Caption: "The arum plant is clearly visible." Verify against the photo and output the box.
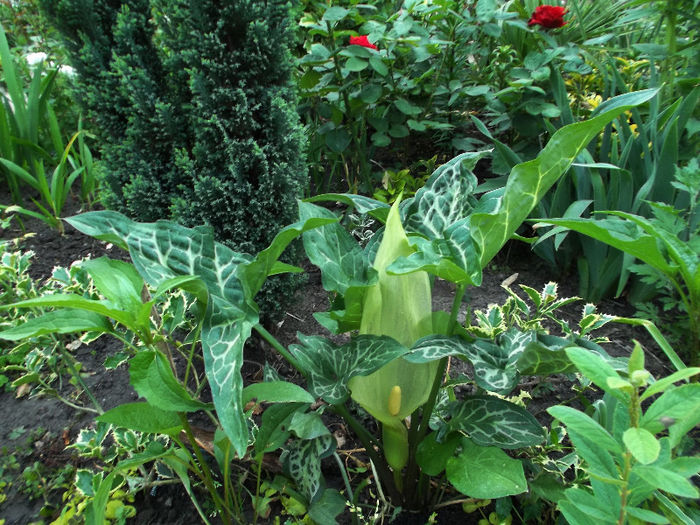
[0,89,657,520]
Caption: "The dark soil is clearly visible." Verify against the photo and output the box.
[0,195,673,525]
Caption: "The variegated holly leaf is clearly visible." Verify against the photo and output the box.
[402,151,488,239]
[440,396,545,448]
[281,433,336,503]
[289,334,409,404]
[300,201,377,331]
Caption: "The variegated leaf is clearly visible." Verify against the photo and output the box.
[403,151,488,239]
[282,433,336,503]
[289,334,409,404]
[441,396,545,448]
[516,333,580,376]
[300,201,377,331]
[306,193,390,223]
[66,210,329,458]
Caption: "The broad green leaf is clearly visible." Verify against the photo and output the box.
[66,211,258,458]
[345,57,368,72]
[239,214,336,299]
[305,193,389,222]
[472,89,658,268]
[532,217,676,276]
[558,500,600,525]
[129,351,209,412]
[288,412,331,441]
[446,438,527,498]
[322,6,349,22]
[561,487,619,522]
[394,98,422,116]
[97,402,182,435]
[300,201,376,330]
[416,432,460,476]
[625,507,669,524]
[623,428,660,464]
[308,489,346,525]
[641,384,700,447]
[282,434,336,502]
[0,294,138,334]
[548,406,622,454]
[0,310,111,340]
[632,465,699,498]
[442,396,545,448]
[325,128,351,153]
[566,347,627,401]
[80,257,144,312]
[289,334,409,404]
[254,403,306,457]
[242,381,315,405]
[640,367,700,401]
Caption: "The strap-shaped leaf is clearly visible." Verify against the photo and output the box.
[66,211,258,457]
[289,334,409,404]
[441,396,545,448]
[469,89,658,269]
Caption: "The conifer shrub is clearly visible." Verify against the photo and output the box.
[41,0,307,317]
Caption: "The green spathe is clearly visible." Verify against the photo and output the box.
[348,198,437,470]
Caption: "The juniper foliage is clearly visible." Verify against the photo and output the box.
[41,0,307,316]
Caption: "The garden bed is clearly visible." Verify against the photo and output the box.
[0,195,674,525]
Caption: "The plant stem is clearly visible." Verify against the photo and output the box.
[332,403,401,502]
[253,323,303,374]
[179,414,233,525]
[58,345,103,413]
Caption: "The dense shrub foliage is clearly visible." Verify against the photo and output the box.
[40,0,308,314]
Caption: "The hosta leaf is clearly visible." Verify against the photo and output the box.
[66,211,258,457]
[446,437,527,498]
[441,396,545,448]
[289,334,409,404]
[282,434,336,502]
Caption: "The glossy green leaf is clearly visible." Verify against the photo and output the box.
[0,310,111,340]
[442,396,544,448]
[129,351,209,412]
[641,384,700,447]
[472,89,658,268]
[548,406,621,453]
[80,257,144,313]
[632,465,699,498]
[416,432,460,476]
[566,347,627,401]
[640,367,700,401]
[446,438,527,498]
[97,402,182,435]
[242,381,315,406]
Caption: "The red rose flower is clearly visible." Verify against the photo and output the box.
[349,35,378,50]
[528,5,568,28]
